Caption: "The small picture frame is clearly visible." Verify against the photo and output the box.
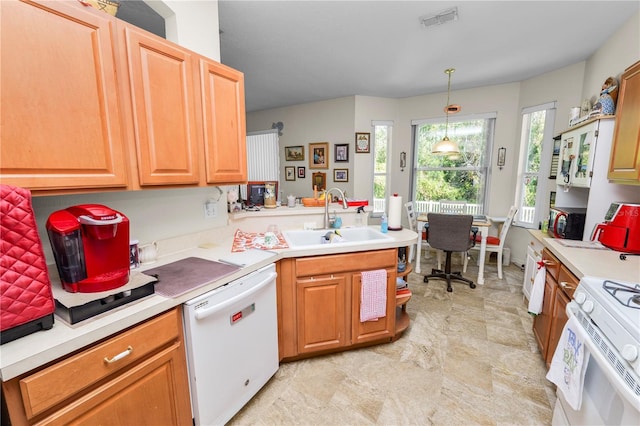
[312,172,326,191]
[285,166,296,181]
[334,168,348,182]
[334,143,349,162]
[297,166,306,178]
[309,142,329,169]
[355,132,370,153]
[285,146,304,161]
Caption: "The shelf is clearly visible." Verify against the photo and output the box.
[397,263,412,280]
[396,289,412,307]
[394,307,410,337]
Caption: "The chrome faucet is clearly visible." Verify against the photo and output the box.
[324,188,349,229]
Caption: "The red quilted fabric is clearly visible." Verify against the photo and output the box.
[1,185,55,331]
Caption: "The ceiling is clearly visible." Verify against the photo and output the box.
[217,1,639,113]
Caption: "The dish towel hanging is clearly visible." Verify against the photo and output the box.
[360,269,387,322]
[528,263,546,315]
[546,315,591,411]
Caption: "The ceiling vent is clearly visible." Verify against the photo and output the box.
[420,7,459,28]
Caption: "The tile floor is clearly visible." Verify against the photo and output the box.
[229,253,557,425]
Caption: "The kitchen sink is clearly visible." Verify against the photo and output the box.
[283,227,393,248]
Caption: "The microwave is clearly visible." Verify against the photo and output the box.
[548,207,587,240]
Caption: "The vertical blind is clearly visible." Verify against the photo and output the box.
[241,130,279,199]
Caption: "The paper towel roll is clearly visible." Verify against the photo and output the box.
[388,194,402,230]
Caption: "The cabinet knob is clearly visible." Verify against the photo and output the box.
[621,344,638,362]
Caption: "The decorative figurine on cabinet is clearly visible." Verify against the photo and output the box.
[591,76,618,116]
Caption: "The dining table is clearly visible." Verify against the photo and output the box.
[415,214,493,285]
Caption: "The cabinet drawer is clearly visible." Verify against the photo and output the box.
[295,249,396,277]
[542,248,560,281]
[18,308,182,419]
[558,265,579,298]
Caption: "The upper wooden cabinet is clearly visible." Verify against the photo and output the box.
[0,0,128,192]
[198,57,248,184]
[119,23,201,186]
[1,0,247,193]
[608,60,640,184]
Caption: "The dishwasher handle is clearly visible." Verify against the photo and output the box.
[194,271,277,321]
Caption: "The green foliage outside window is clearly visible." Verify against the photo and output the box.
[414,119,491,206]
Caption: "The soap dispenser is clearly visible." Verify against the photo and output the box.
[355,206,365,227]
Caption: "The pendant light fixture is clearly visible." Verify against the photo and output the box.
[431,68,460,156]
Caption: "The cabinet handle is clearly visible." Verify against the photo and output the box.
[542,260,555,266]
[104,346,133,364]
[560,281,574,290]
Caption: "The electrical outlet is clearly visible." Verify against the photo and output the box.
[204,200,216,218]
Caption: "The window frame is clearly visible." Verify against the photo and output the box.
[410,113,496,215]
[371,121,393,215]
[514,101,556,229]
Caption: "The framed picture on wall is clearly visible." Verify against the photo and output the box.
[334,143,349,162]
[297,166,306,178]
[355,132,370,153]
[285,146,304,161]
[309,142,329,169]
[285,166,295,181]
[334,169,348,182]
[312,172,326,191]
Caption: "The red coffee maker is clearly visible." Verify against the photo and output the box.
[591,202,640,254]
[46,204,130,293]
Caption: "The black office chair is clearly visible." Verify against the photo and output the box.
[423,213,477,292]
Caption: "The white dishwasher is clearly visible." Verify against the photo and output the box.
[183,263,278,426]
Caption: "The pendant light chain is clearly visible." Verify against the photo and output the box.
[444,68,454,138]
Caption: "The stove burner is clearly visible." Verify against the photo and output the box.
[603,280,640,309]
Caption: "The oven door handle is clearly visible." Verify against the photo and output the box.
[566,302,640,409]
[194,271,277,320]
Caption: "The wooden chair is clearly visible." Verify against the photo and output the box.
[470,206,518,279]
[404,201,430,263]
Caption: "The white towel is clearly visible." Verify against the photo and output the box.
[360,269,387,322]
[528,265,546,315]
[546,315,591,411]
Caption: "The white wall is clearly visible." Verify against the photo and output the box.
[247,97,357,200]
[146,0,220,60]
[353,96,400,203]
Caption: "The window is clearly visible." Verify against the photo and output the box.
[372,122,392,213]
[515,102,556,228]
[411,114,495,215]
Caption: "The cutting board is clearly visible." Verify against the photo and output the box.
[144,257,240,298]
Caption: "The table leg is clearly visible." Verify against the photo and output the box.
[477,227,487,285]
[415,220,424,274]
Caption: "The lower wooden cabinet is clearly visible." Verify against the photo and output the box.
[277,249,399,361]
[2,308,192,425]
[532,249,578,367]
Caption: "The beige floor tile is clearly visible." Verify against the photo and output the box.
[229,256,554,425]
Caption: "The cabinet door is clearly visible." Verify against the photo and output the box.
[38,344,192,425]
[523,243,542,301]
[0,0,128,191]
[547,285,570,367]
[532,273,556,362]
[351,268,396,344]
[608,60,640,183]
[120,24,200,186]
[557,121,597,188]
[296,275,348,354]
[198,58,247,184]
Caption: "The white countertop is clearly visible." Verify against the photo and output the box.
[529,230,640,282]
[0,226,417,381]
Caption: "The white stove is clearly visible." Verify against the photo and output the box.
[556,275,640,424]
